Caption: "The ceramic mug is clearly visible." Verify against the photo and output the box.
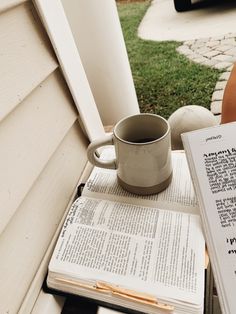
[87,113,172,195]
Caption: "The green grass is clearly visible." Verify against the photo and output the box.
[117,1,221,119]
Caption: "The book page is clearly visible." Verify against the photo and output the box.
[182,122,236,314]
[83,148,198,214]
[49,196,204,305]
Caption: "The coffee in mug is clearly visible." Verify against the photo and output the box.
[87,113,172,195]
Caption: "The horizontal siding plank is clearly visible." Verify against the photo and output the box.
[0,0,27,14]
[0,2,58,121]
[0,70,78,235]
[0,122,88,314]
[19,224,68,314]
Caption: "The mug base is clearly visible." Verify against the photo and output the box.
[118,172,173,196]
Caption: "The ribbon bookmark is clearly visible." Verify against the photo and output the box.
[96,281,174,311]
[54,278,174,312]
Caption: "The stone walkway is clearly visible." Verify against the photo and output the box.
[177,33,236,122]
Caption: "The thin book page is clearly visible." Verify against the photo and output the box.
[83,148,199,214]
[182,122,236,314]
[48,196,205,306]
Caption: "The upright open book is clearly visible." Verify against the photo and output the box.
[47,149,205,314]
[182,122,236,314]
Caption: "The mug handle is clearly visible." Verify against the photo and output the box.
[87,134,117,169]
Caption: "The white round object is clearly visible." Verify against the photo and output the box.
[168,105,218,149]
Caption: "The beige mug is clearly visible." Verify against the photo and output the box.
[87,113,172,195]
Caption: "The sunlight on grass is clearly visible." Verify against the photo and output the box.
[117,1,221,118]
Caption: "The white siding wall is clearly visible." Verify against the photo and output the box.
[0,1,89,313]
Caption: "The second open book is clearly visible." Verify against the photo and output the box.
[182,122,236,314]
[47,149,205,314]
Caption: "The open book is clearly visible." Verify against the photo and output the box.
[47,149,205,314]
[182,122,236,314]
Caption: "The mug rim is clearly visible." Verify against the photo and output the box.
[113,113,170,145]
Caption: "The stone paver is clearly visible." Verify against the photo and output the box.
[212,90,224,101]
[211,101,222,115]
[219,72,231,81]
[215,80,227,90]
[177,33,236,120]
